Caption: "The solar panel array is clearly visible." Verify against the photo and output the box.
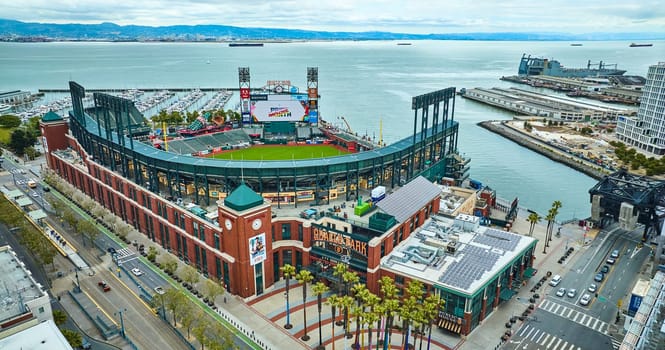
[438,245,501,291]
[472,228,521,252]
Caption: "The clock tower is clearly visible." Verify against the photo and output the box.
[218,183,273,298]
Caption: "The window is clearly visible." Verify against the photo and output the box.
[298,224,303,241]
[281,223,291,240]
[38,307,44,313]
[283,249,293,266]
[214,234,220,250]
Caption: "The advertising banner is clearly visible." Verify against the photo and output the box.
[250,94,309,122]
[249,233,266,266]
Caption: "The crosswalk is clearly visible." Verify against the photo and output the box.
[611,337,622,350]
[539,299,608,334]
[115,247,138,263]
[516,324,582,350]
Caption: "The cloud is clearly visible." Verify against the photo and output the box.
[4,0,665,33]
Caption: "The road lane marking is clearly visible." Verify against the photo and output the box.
[536,332,545,343]
[540,334,550,346]
[81,289,118,326]
[519,324,531,336]
[526,327,536,339]
[547,335,556,348]
[553,338,562,349]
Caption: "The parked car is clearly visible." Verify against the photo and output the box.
[154,286,165,295]
[98,280,111,292]
[580,294,591,306]
[588,283,597,293]
[131,268,143,276]
[611,249,620,259]
[601,265,610,273]
[567,289,577,298]
[556,287,566,297]
[606,257,616,265]
[594,272,605,282]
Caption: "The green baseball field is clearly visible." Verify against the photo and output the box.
[209,144,349,160]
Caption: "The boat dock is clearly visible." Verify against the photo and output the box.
[460,87,636,121]
[500,75,643,105]
[38,87,242,93]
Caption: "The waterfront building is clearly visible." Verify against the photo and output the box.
[0,246,52,338]
[616,62,665,154]
[380,214,537,335]
[0,320,74,350]
[619,270,665,349]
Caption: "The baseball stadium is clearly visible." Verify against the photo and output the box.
[55,68,467,210]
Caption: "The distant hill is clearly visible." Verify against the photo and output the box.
[0,19,663,42]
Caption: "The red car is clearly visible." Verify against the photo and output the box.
[98,281,111,292]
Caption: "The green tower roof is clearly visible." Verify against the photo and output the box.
[41,111,63,122]
[224,183,264,211]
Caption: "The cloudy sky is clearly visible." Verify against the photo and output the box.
[5,0,664,34]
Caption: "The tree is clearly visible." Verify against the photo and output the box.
[332,263,349,322]
[193,317,211,350]
[24,146,40,160]
[543,208,556,254]
[180,305,197,338]
[62,209,77,230]
[60,329,83,348]
[339,296,355,344]
[280,263,296,329]
[422,294,443,350]
[164,287,188,326]
[326,294,341,350]
[296,269,314,341]
[378,276,400,350]
[180,265,200,286]
[53,309,68,327]
[351,283,369,348]
[160,255,179,275]
[147,246,158,262]
[9,128,36,156]
[342,271,359,337]
[76,220,98,247]
[527,212,541,237]
[0,114,21,127]
[312,281,329,350]
[401,280,425,348]
[202,279,225,303]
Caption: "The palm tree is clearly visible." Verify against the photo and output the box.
[351,283,369,348]
[422,294,443,350]
[527,212,541,237]
[340,295,355,344]
[550,200,563,241]
[362,292,380,350]
[280,264,297,329]
[378,276,400,350]
[312,282,330,350]
[543,208,556,253]
[342,271,359,338]
[326,295,342,350]
[402,280,425,349]
[296,270,314,341]
[332,264,348,326]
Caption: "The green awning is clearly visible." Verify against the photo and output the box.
[499,288,517,301]
[523,267,537,279]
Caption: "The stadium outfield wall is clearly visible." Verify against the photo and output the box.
[48,82,462,208]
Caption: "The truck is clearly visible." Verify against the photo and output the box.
[371,186,386,202]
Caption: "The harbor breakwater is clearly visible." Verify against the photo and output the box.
[478,120,607,181]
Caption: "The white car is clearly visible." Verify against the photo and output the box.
[580,294,592,306]
[154,286,165,295]
[588,284,597,293]
[131,268,143,276]
[567,289,577,298]
[555,287,566,297]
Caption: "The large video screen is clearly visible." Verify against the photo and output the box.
[250,94,309,122]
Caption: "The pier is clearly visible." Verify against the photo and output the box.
[38,87,241,93]
[460,87,636,121]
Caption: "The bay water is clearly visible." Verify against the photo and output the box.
[2,40,663,219]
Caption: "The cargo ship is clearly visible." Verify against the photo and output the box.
[228,43,264,47]
[518,54,626,77]
[630,43,653,47]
